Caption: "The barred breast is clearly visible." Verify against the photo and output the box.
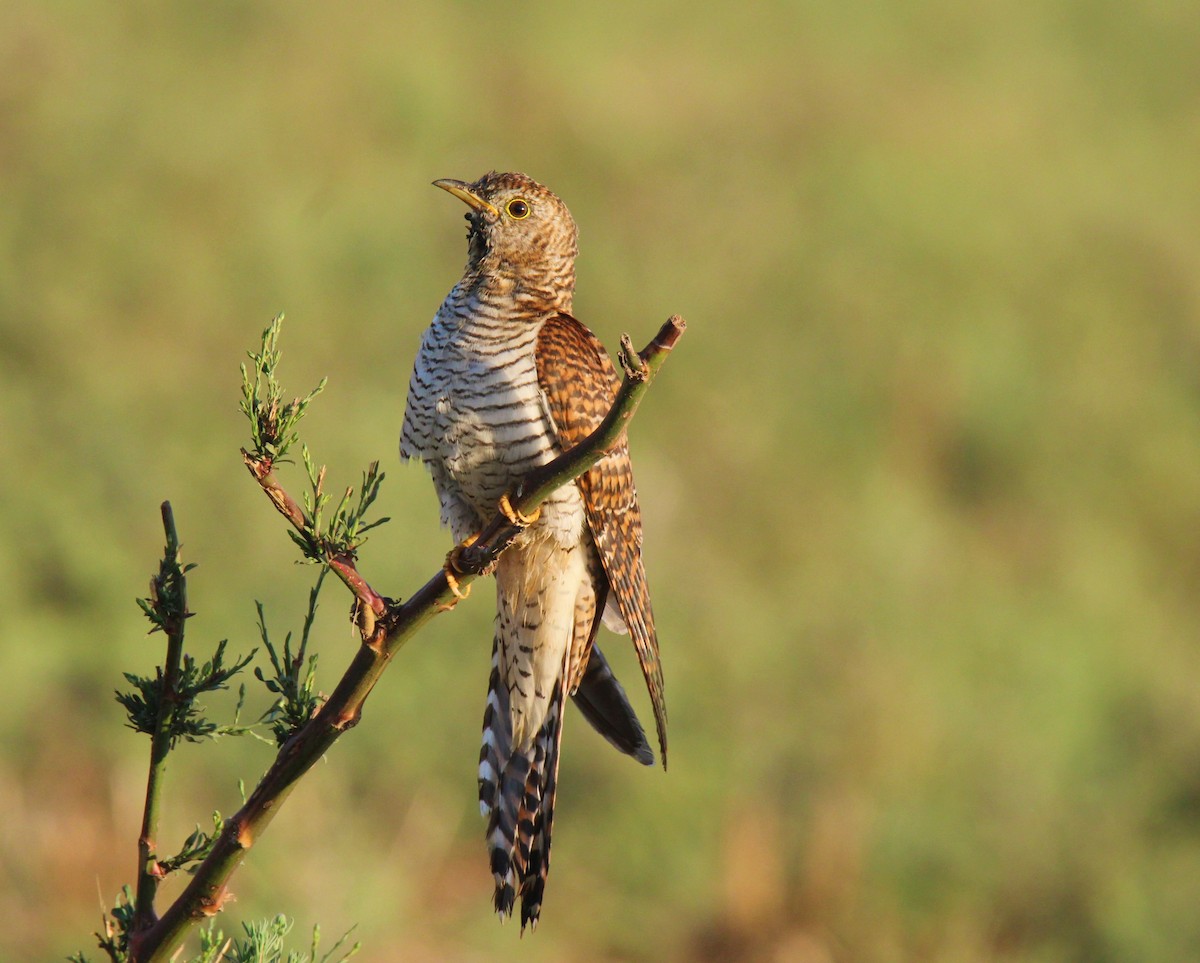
[401,288,585,546]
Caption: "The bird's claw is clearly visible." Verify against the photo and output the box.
[499,492,541,527]
[444,533,480,601]
[443,565,470,600]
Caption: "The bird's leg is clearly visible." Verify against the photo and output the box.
[498,492,541,527]
[444,532,479,601]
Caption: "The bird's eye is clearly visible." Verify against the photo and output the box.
[506,198,530,219]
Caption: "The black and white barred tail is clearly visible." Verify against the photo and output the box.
[478,638,567,930]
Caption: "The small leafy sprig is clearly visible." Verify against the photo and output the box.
[255,570,327,746]
[116,642,254,745]
[69,886,135,963]
[157,813,225,877]
[240,314,327,464]
[136,524,192,636]
[195,916,360,963]
[287,449,389,563]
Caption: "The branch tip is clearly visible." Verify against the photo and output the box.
[644,314,687,359]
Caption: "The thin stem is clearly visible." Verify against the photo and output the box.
[132,502,189,937]
[130,316,685,962]
[238,456,388,622]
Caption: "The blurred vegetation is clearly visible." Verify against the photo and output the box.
[2,1,1199,960]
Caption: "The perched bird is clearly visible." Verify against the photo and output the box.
[400,171,667,929]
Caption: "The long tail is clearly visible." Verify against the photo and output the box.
[478,638,568,931]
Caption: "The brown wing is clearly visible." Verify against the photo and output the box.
[535,313,668,767]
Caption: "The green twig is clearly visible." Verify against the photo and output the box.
[131,502,190,938]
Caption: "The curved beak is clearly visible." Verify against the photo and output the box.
[433,178,499,217]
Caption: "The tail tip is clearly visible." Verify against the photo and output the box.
[494,883,515,919]
[521,902,542,934]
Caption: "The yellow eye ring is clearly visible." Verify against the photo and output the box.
[506,198,530,219]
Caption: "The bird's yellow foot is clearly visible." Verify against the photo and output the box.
[444,533,479,601]
[443,567,470,600]
[499,492,541,527]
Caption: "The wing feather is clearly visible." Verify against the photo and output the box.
[534,313,668,766]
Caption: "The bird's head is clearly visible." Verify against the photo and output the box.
[434,171,578,307]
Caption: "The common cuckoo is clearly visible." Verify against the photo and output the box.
[400,171,667,929]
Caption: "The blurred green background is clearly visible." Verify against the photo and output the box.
[3,1,1199,960]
